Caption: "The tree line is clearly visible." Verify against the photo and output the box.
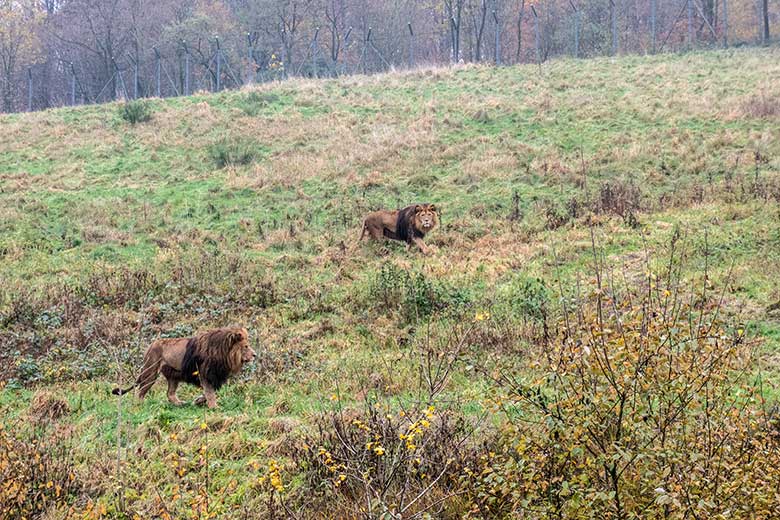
[0,0,775,113]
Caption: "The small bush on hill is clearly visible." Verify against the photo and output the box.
[290,401,488,518]
[209,138,262,168]
[118,99,153,124]
[370,263,471,323]
[237,91,280,116]
[470,274,780,517]
[0,422,79,519]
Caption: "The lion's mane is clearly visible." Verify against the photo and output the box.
[395,204,439,242]
[180,328,247,391]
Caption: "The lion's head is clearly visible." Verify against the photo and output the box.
[185,327,256,390]
[412,204,439,235]
[222,327,256,372]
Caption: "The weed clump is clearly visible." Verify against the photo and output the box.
[470,273,780,518]
[370,263,471,323]
[291,402,486,517]
[738,93,780,119]
[209,138,262,168]
[596,179,642,226]
[0,423,79,519]
[237,91,280,116]
[118,99,153,124]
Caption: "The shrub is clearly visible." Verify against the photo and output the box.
[237,91,280,116]
[370,263,471,323]
[0,423,79,519]
[118,99,153,124]
[507,275,550,325]
[596,179,642,226]
[473,273,780,518]
[208,138,262,168]
[290,401,486,517]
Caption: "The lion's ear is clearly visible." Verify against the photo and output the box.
[414,204,422,213]
[428,204,437,213]
[228,331,244,345]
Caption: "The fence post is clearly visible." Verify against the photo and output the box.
[360,27,371,74]
[758,0,768,45]
[215,36,221,92]
[493,10,501,64]
[27,68,33,112]
[569,0,579,58]
[113,57,128,100]
[531,5,541,71]
[183,40,190,96]
[247,32,254,84]
[312,26,321,77]
[368,29,391,71]
[408,22,414,68]
[651,0,657,53]
[451,16,459,62]
[154,47,161,97]
[70,62,76,105]
[723,0,728,48]
[610,0,617,56]
[687,0,695,49]
[133,57,139,99]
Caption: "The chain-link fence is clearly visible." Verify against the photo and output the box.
[7,0,779,114]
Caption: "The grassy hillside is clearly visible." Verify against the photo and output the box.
[1,47,779,518]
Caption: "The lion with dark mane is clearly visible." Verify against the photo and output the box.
[360,204,439,254]
[112,327,255,409]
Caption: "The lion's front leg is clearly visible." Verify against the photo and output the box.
[411,237,430,254]
[166,379,184,405]
[199,384,217,409]
[195,373,218,408]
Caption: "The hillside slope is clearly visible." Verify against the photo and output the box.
[1,47,779,518]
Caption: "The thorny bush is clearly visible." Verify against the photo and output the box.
[472,269,780,518]
[0,422,80,519]
[370,263,471,324]
[291,401,490,518]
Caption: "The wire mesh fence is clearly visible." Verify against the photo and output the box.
[7,0,779,114]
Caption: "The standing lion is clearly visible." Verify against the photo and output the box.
[112,327,255,409]
[360,204,439,254]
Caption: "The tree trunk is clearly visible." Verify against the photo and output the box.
[2,82,13,112]
[762,0,770,42]
[474,0,488,61]
[516,0,525,63]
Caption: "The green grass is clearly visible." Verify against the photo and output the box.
[0,46,779,516]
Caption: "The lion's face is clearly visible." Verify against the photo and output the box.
[230,328,256,366]
[413,204,438,233]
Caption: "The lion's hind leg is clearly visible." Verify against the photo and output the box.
[135,353,162,400]
[161,365,184,405]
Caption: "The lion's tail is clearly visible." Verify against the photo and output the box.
[112,384,136,396]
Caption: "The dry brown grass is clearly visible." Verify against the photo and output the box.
[734,92,780,119]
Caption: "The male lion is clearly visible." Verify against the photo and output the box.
[360,204,439,254]
[112,327,255,409]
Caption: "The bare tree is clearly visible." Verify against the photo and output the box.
[51,0,133,100]
[515,0,525,62]
[270,0,315,74]
[761,0,770,42]
[323,0,349,68]
[0,0,43,111]
[444,0,465,62]
[467,0,489,61]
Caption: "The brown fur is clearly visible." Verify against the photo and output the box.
[360,204,439,253]
[112,327,255,409]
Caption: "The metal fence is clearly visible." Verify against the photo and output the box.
[9,0,778,114]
